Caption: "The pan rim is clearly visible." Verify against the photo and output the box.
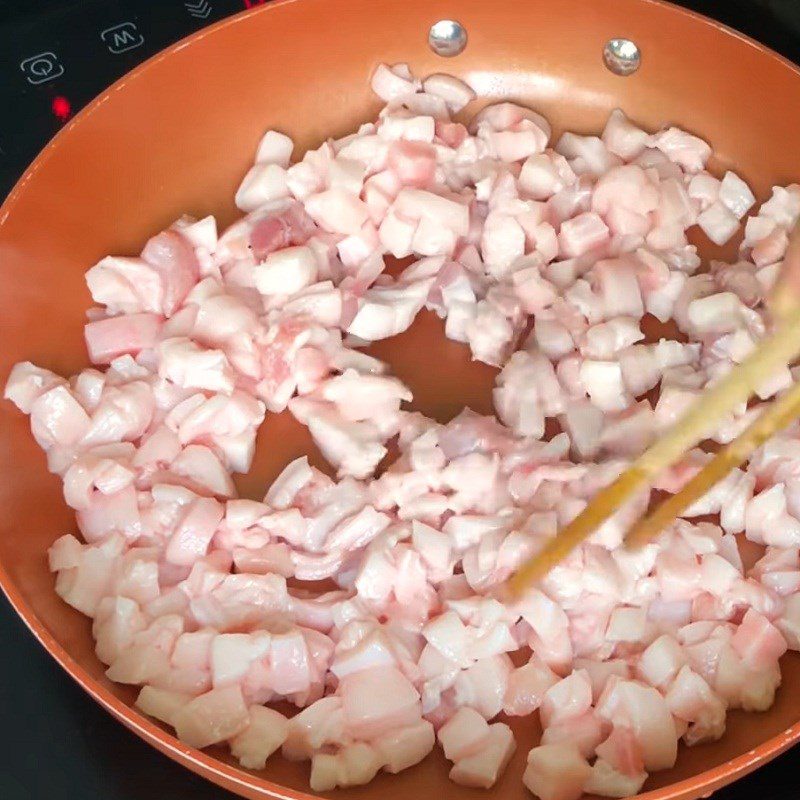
[1,1,800,798]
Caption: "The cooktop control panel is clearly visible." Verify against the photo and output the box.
[0,0,265,195]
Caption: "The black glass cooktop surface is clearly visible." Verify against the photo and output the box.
[1,1,799,798]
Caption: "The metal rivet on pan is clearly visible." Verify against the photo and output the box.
[429,20,468,57]
[603,38,641,76]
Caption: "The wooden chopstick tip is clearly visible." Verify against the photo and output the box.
[769,221,800,322]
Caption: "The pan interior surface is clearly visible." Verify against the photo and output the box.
[1,1,800,799]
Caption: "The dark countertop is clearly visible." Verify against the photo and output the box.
[2,1,800,799]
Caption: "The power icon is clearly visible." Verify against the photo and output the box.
[19,52,64,85]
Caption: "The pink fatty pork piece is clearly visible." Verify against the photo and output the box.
[135,685,192,727]
[371,63,421,103]
[84,313,163,365]
[494,350,565,439]
[172,685,250,748]
[540,709,604,760]
[649,126,711,174]
[513,588,573,675]
[337,665,423,739]
[309,744,383,792]
[601,109,649,161]
[282,696,347,761]
[215,203,315,275]
[235,163,290,213]
[140,228,201,316]
[664,665,727,746]
[714,641,782,712]
[437,706,516,789]
[539,669,594,729]
[470,102,551,163]
[289,398,391,480]
[296,669,433,788]
[166,390,266,473]
[523,744,591,800]
[595,678,678,771]
[555,132,622,178]
[373,719,436,774]
[86,255,166,316]
[229,705,290,769]
[4,362,68,415]
[347,279,434,341]
[253,246,319,296]
[452,653,514,720]
[249,203,318,260]
[587,725,648,797]
[49,533,125,617]
[592,165,659,237]
[503,656,560,716]
[61,448,135,513]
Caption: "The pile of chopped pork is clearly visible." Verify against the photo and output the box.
[6,63,800,800]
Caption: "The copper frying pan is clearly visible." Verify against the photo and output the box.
[1,0,799,798]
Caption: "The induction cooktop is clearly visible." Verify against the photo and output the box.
[1,1,799,799]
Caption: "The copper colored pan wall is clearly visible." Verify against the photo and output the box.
[1,1,800,799]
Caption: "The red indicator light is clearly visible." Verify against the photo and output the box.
[52,95,71,122]
[243,0,268,7]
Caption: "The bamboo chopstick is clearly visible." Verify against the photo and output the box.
[506,303,800,596]
[625,378,800,550]
[622,229,800,550]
